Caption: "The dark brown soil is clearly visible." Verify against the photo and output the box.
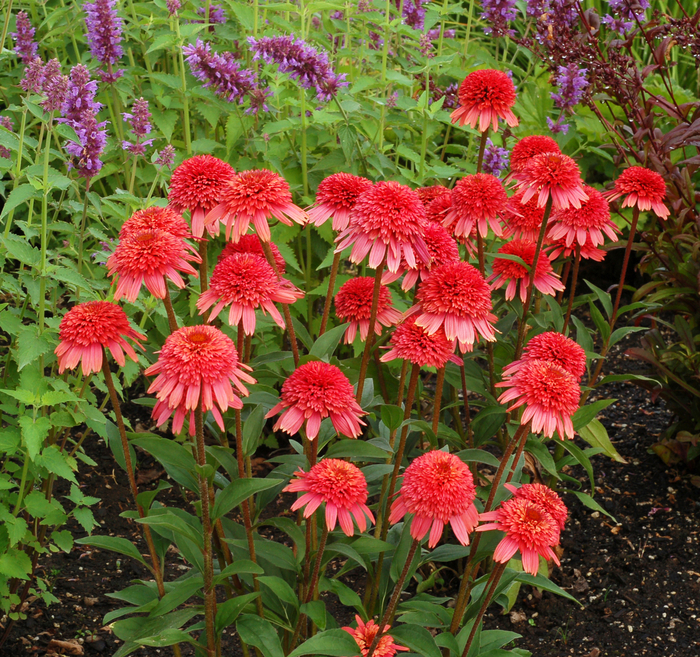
[4,346,699,657]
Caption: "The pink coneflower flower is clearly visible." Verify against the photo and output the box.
[409,261,498,353]
[168,155,236,238]
[55,301,145,376]
[145,325,255,434]
[450,69,518,132]
[503,331,587,382]
[334,277,402,343]
[487,239,564,302]
[380,317,460,369]
[416,184,450,207]
[603,166,669,219]
[335,181,430,274]
[197,253,303,334]
[343,616,408,657]
[107,229,201,302]
[120,206,191,240]
[496,359,580,439]
[425,191,452,225]
[445,174,508,238]
[548,186,619,247]
[218,234,286,273]
[477,496,562,575]
[502,191,546,241]
[504,482,568,531]
[515,152,588,210]
[548,236,606,262]
[509,135,560,174]
[205,169,308,242]
[382,222,460,291]
[390,450,479,548]
[284,459,374,536]
[307,173,373,231]
[266,361,367,440]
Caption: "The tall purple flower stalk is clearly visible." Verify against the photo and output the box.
[123,98,153,156]
[482,138,510,177]
[603,0,650,35]
[247,34,347,102]
[196,3,226,24]
[39,59,69,113]
[183,39,257,104]
[83,0,124,83]
[155,144,176,169]
[62,64,101,123]
[65,112,108,179]
[0,117,14,159]
[11,11,38,62]
[402,0,426,30]
[551,63,588,111]
[480,0,517,36]
[21,57,46,94]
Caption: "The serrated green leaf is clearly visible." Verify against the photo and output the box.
[0,550,32,579]
[0,185,38,219]
[19,415,51,459]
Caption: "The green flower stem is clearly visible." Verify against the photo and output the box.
[38,116,54,338]
[462,0,475,59]
[3,105,29,239]
[194,406,217,657]
[459,364,474,447]
[513,195,553,361]
[300,90,309,196]
[175,19,193,155]
[319,251,341,336]
[437,0,449,57]
[419,67,430,180]
[366,539,420,657]
[0,0,14,54]
[355,257,387,403]
[261,240,300,366]
[76,181,91,277]
[563,243,581,332]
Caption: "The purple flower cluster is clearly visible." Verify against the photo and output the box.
[603,0,649,35]
[65,111,108,179]
[155,145,176,169]
[419,33,433,58]
[480,0,517,37]
[526,0,578,42]
[402,0,426,30]
[21,57,46,94]
[248,34,347,102]
[551,63,588,111]
[167,0,181,15]
[0,116,14,159]
[123,98,154,156]
[62,64,101,123]
[246,85,273,115]
[196,3,226,23]
[38,59,69,113]
[547,117,569,134]
[482,138,509,177]
[426,27,456,40]
[183,39,258,105]
[83,0,124,83]
[11,11,38,62]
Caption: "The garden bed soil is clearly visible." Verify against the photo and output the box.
[3,344,699,657]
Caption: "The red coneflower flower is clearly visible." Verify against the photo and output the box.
[509,135,560,174]
[55,301,145,376]
[548,237,606,262]
[334,277,402,344]
[218,234,286,273]
[120,206,190,240]
[548,186,619,247]
[603,166,669,219]
[145,325,255,434]
[168,155,236,238]
[284,459,374,536]
[515,152,588,210]
[477,496,562,575]
[107,229,201,302]
[496,359,580,439]
[503,331,587,382]
[335,181,430,274]
[425,191,452,225]
[504,482,568,531]
[389,450,479,548]
[197,253,303,334]
[416,184,450,207]
[450,69,519,132]
[409,261,498,353]
[445,174,508,238]
[307,173,374,231]
[502,191,546,241]
[205,169,308,242]
[382,222,460,291]
[487,239,564,302]
[380,317,460,369]
[266,361,367,440]
[343,616,408,657]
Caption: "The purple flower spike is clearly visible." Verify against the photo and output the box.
[547,116,569,134]
[402,0,426,30]
[40,59,69,113]
[248,34,347,103]
[11,11,38,62]
[83,0,124,83]
[196,3,226,23]
[62,64,101,123]
[480,0,517,37]
[245,85,273,115]
[123,98,153,156]
[482,138,510,177]
[183,38,257,104]
[155,145,176,168]
[66,111,108,179]
[167,0,181,15]
[21,57,46,94]
[551,63,588,111]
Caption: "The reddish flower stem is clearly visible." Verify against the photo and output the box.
[163,288,179,334]
[514,196,553,361]
[563,243,581,332]
[431,367,445,437]
[459,364,474,448]
[356,257,387,404]
[319,251,341,336]
[261,240,300,366]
